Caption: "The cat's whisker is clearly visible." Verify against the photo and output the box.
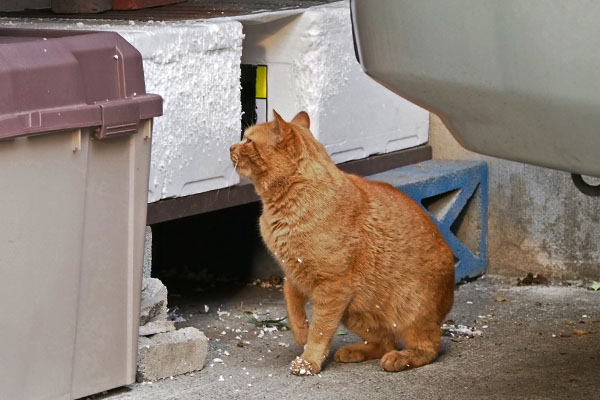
[228,161,239,186]
[226,162,239,202]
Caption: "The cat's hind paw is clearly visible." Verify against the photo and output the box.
[380,350,411,372]
[334,346,367,363]
[289,356,320,376]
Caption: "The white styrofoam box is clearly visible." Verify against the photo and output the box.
[3,18,244,203]
[238,2,429,164]
[120,22,243,202]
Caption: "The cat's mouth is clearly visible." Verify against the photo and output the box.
[230,145,240,166]
[230,144,253,178]
[230,155,243,171]
[230,153,249,177]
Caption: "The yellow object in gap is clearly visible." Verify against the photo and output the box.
[256,65,267,99]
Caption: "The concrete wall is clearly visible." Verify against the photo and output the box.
[430,115,600,279]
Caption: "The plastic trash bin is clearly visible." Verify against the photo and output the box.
[0,28,162,400]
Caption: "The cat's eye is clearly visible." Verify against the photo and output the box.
[244,137,252,144]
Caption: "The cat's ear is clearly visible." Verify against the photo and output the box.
[291,111,310,129]
[272,110,289,131]
[272,110,292,141]
[272,110,298,153]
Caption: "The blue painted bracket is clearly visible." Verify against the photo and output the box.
[368,160,488,282]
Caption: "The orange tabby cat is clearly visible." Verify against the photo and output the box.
[230,111,454,375]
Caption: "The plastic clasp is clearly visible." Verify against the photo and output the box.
[96,100,140,140]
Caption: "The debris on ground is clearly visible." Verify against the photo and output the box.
[588,281,600,291]
[247,314,289,330]
[217,309,231,317]
[572,329,595,336]
[249,276,284,289]
[518,272,549,286]
[167,306,187,323]
[553,329,597,338]
[290,356,314,376]
[441,321,483,339]
[557,280,585,287]
[495,296,509,302]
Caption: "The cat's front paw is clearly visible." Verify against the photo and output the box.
[289,356,320,376]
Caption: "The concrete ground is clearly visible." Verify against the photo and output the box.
[91,275,599,400]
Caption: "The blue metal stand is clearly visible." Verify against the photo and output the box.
[369,160,488,282]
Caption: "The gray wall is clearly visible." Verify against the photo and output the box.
[430,114,600,280]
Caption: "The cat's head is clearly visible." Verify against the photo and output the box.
[230,110,318,187]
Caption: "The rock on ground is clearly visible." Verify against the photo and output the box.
[137,327,208,382]
[139,277,168,325]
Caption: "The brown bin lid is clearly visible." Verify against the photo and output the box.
[0,28,162,140]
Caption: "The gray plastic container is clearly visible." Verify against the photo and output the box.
[0,28,162,400]
[351,0,600,177]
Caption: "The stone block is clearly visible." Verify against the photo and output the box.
[137,327,208,382]
[143,226,152,279]
[140,277,168,325]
